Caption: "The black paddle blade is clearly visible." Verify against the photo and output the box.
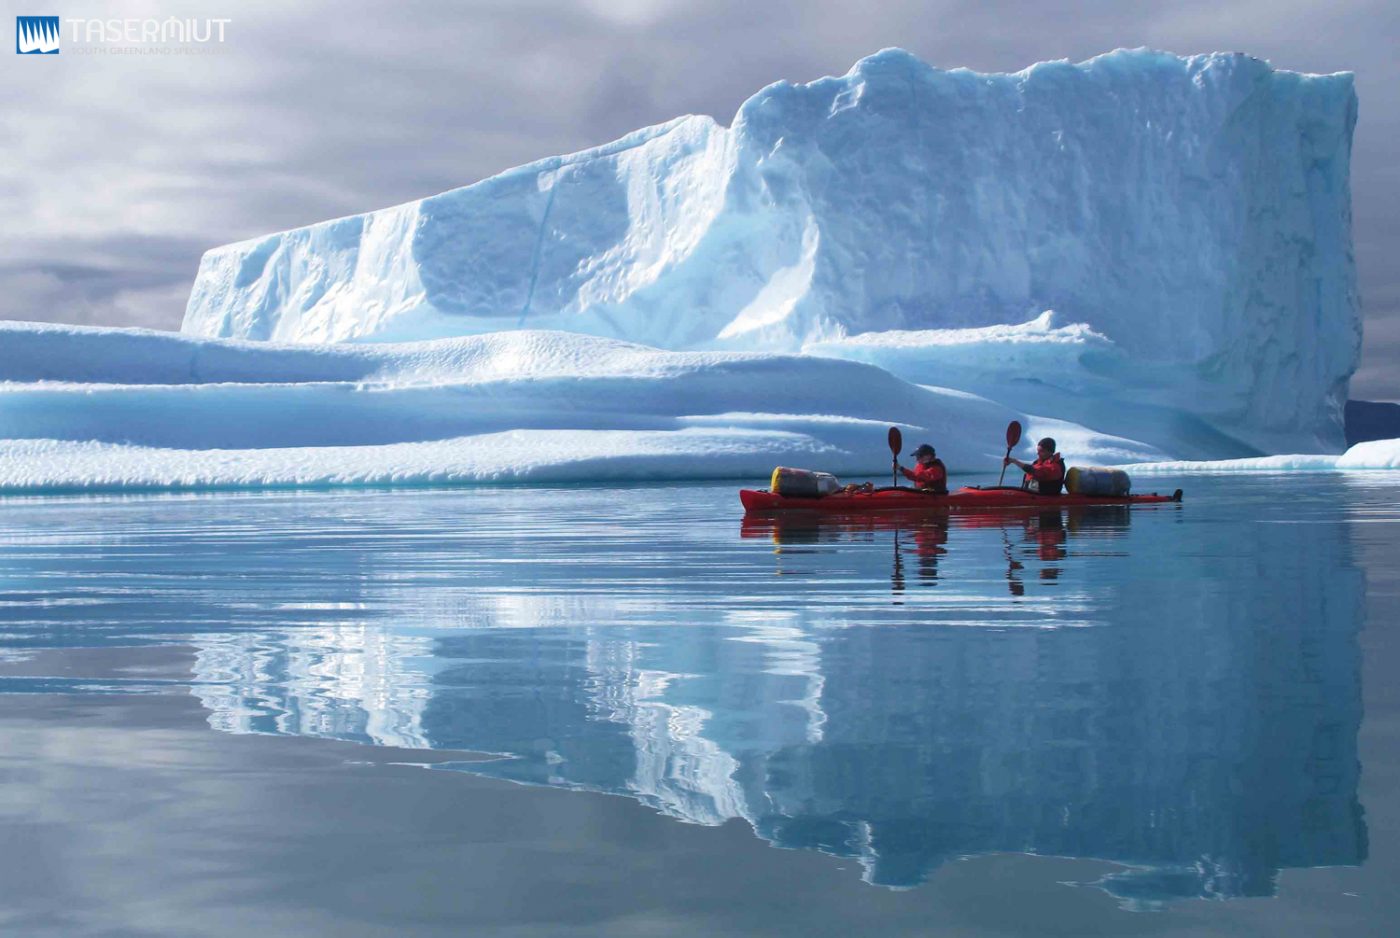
[1005,420,1023,449]
[888,427,902,456]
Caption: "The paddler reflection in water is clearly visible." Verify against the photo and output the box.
[1004,511,1068,595]
[1003,437,1066,495]
[896,444,949,494]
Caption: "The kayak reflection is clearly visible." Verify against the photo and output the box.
[741,507,1133,596]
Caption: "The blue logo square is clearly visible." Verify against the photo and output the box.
[17,16,60,54]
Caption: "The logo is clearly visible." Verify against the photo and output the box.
[16,16,59,54]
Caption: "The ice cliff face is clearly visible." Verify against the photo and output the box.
[183,48,1359,455]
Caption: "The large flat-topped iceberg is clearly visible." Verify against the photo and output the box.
[183,48,1360,456]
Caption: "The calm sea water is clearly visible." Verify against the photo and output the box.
[1,474,1397,935]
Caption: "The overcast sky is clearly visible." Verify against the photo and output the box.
[2,0,1396,398]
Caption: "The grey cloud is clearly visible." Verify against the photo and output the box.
[0,234,205,330]
[0,267,193,331]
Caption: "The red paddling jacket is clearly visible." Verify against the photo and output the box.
[1025,454,1066,495]
[901,459,948,494]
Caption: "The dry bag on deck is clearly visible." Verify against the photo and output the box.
[1065,466,1131,496]
[770,467,841,498]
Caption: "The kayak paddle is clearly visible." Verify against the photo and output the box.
[996,420,1023,487]
[888,427,902,487]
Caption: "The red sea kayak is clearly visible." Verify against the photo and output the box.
[740,485,1183,512]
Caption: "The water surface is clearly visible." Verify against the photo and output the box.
[1,475,1396,935]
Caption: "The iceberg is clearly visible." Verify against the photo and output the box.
[183,48,1360,458]
[2,49,1375,491]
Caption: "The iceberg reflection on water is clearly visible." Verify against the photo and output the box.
[175,488,1364,902]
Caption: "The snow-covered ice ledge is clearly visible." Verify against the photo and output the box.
[1125,439,1400,473]
[0,321,1168,494]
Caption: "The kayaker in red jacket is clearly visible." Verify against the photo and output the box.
[1004,437,1066,495]
[898,444,948,494]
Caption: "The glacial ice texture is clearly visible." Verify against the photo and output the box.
[0,322,1172,493]
[183,48,1360,458]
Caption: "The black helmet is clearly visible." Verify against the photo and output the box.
[910,443,936,458]
[1037,437,1057,452]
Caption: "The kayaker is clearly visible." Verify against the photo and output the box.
[1004,437,1066,495]
[898,444,948,494]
